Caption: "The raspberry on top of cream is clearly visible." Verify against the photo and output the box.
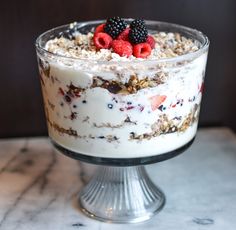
[46,17,199,61]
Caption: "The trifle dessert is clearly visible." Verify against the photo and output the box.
[36,17,209,159]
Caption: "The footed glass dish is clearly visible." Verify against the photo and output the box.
[36,19,209,223]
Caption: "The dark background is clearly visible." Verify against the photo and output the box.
[0,0,236,138]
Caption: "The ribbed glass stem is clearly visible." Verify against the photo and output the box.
[79,166,165,223]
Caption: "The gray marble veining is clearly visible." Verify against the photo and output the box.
[0,127,236,230]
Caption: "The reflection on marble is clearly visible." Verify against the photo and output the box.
[0,128,236,230]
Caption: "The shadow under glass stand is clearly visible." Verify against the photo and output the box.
[52,138,194,223]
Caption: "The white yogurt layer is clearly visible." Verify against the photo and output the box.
[38,50,208,158]
[50,122,198,158]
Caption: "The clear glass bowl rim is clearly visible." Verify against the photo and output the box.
[35,19,210,64]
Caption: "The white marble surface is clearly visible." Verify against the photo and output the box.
[0,127,236,230]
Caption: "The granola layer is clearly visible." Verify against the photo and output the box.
[45,31,199,61]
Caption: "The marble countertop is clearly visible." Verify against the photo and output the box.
[0,127,236,230]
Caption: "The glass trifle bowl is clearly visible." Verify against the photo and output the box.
[35,19,209,223]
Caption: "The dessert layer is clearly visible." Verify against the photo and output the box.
[38,51,207,158]
[49,123,198,158]
[45,31,199,61]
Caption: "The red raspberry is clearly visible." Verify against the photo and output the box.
[94,23,105,34]
[133,43,151,58]
[117,28,130,41]
[112,40,133,57]
[93,32,113,49]
[146,35,156,49]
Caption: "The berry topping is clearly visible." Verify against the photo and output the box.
[117,28,130,41]
[133,43,151,58]
[94,23,105,34]
[104,17,127,39]
[112,40,133,57]
[93,32,113,49]
[130,19,145,29]
[129,25,148,44]
[146,35,156,49]
[149,95,167,111]
[91,17,152,58]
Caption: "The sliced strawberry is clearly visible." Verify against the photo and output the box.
[94,23,105,34]
[112,40,133,57]
[146,35,156,49]
[93,32,113,49]
[117,28,130,41]
[149,95,167,111]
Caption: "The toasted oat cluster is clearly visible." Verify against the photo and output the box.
[46,27,199,61]
[91,75,165,94]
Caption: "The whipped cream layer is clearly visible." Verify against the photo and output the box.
[38,46,208,158]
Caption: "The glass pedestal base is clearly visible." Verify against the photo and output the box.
[78,166,165,223]
[52,138,195,223]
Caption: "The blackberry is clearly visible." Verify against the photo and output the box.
[104,17,127,39]
[130,19,145,29]
[129,25,148,44]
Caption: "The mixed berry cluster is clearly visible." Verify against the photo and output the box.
[93,17,156,58]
